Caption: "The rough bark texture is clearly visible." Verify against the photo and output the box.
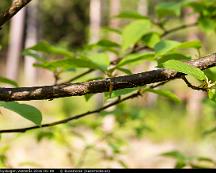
[0,0,32,27]
[0,53,215,101]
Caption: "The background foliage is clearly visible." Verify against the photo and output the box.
[1,0,216,168]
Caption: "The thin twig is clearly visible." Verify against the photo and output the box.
[59,69,94,84]
[0,92,141,134]
[162,22,198,37]
[182,76,207,91]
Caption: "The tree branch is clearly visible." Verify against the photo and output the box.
[0,80,169,134]
[0,0,32,28]
[182,76,207,91]
[162,22,198,37]
[0,53,215,101]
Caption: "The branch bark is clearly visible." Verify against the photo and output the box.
[0,0,32,27]
[0,53,216,102]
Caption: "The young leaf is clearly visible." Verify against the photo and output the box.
[162,60,206,81]
[198,17,216,33]
[146,89,181,103]
[28,41,73,58]
[178,40,202,49]
[116,67,133,75]
[0,77,18,87]
[116,11,147,20]
[161,151,187,162]
[142,32,161,48]
[117,52,155,67]
[105,88,137,99]
[208,89,216,102]
[157,53,191,67]
[23,49,47,63]
[155,40,181,56]
[0,102,42,125]
[122,19,151,51]
[156,2,183,17]
[88,53,110,72]
[96,39,120,48]
[84,94,94,102]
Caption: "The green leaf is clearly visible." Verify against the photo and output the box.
[157,53,191,67]
[155,40,181,56]
[142,32,161,48]
[156,2,183,17]
[122,19,151,51]
[36,131,54,142]
[28,41,73,58]
[117,52,155,67]
[34,54,109,72]
[96,39,120,48]
[146,88,181,103]
[162,60,206,81]
[88,53,110,72]
[102,27,121,35]
[0,102,42,125]
[178,40,202,49]
[116,67,133,75]
[203,126,216,136]
[117,160,128,168]
[208,89,216,102]
[161,151,187,161]
[23,49,47,63]
[0,76,18,87]
[175,161,187,169]
[199,17,216,33]
[116,11,148,20]
[105,88,137,99]
[84,94,94,102]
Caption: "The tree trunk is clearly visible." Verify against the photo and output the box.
[109,0,121,42]
[138,0,148,15]
[6,8,26,80]
[89,0,103,108]
[24,0,38,86]
[89,0,101,43]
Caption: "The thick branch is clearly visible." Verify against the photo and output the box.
[0,81,167,134]
[0,0,32,27]
[0,53,215,101]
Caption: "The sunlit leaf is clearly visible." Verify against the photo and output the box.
[157,53,191,67]
[142,32,161,48]
[156,2,182,17]
[28,41,73,58]
[96,39,120,48]
[162,60,206,80]
[161,151,187,161]
[0,77,18,87]
[116,11,148,20]
[199,17,216,33]
[88,53,110,72]
[122,19,151,51]
[178,40,202,49]
[117,52,155,67]
[155,40,181,56]
[105,88,137,99]
[146,88,181,103]
[0,102,42,125]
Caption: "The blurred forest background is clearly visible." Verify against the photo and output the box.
[0,0,216,168]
